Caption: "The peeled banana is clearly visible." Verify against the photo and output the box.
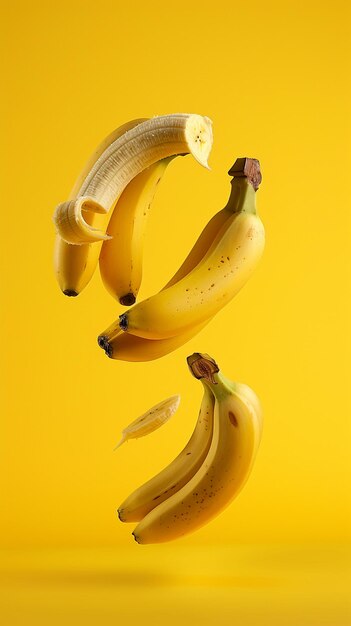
[131,353,262,544]
[53,114,213,245]
[54,118,146,296]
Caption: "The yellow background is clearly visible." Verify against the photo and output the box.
[1,0,350,624]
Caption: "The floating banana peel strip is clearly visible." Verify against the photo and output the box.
[114,394,180,449]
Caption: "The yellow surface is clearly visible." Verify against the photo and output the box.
[0,0,350,623]
[0,545,350,625]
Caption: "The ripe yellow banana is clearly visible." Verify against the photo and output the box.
[54,119,147,296]
[132,353,262,544]
[97,170,249,360]
[97,210,233,359]
[97,210,239,358]
[99,322,209,362]
[119,158,265,340]
[53,114,213,245]
[99,157,175,305]
[118,382,215,523]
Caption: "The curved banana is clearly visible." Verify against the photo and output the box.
[99,322,209,362]
[99,157,175,305]
[97,182,244,359]
[118,382,215,523]
[53,114,213,245]
[132,353,263,544]
[54,118,147,296]
[119,158,265,340]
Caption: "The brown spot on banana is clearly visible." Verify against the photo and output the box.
[228,411,238,427]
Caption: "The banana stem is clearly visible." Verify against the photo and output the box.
[224,157,262,216]
[187,353,234,400]
[187,353,219,383]
[228,158,262,191]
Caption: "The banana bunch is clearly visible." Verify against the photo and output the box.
[118,353,262,544]
[53,114,213,299]
[98,158,265,361]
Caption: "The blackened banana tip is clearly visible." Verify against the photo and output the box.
[97,335,107,349]
[105,342,113,358]
[63,289,78,297]
[119,293,136,306]
[119,314,128,331]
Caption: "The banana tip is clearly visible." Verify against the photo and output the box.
[196,157,210,170]
[132,531,141,544]
[119,293,136,306]
[97,335,108,349]
[105,343,113,358]
[98,335,114,358]
[63,289,78,297]
[119,314,128,331]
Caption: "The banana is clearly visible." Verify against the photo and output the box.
[97,180,246,360]
[53,114,213,245]
[119,158,265,340]
[132,353,262,544]
[99,157,175,305]
[99,322,209,362]
[54,118,147,296]
[118,382,215,523]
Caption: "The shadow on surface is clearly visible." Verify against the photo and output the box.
[0,568,176,588]
[0,568,279,589]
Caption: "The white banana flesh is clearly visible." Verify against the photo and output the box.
[53,114,213,245]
